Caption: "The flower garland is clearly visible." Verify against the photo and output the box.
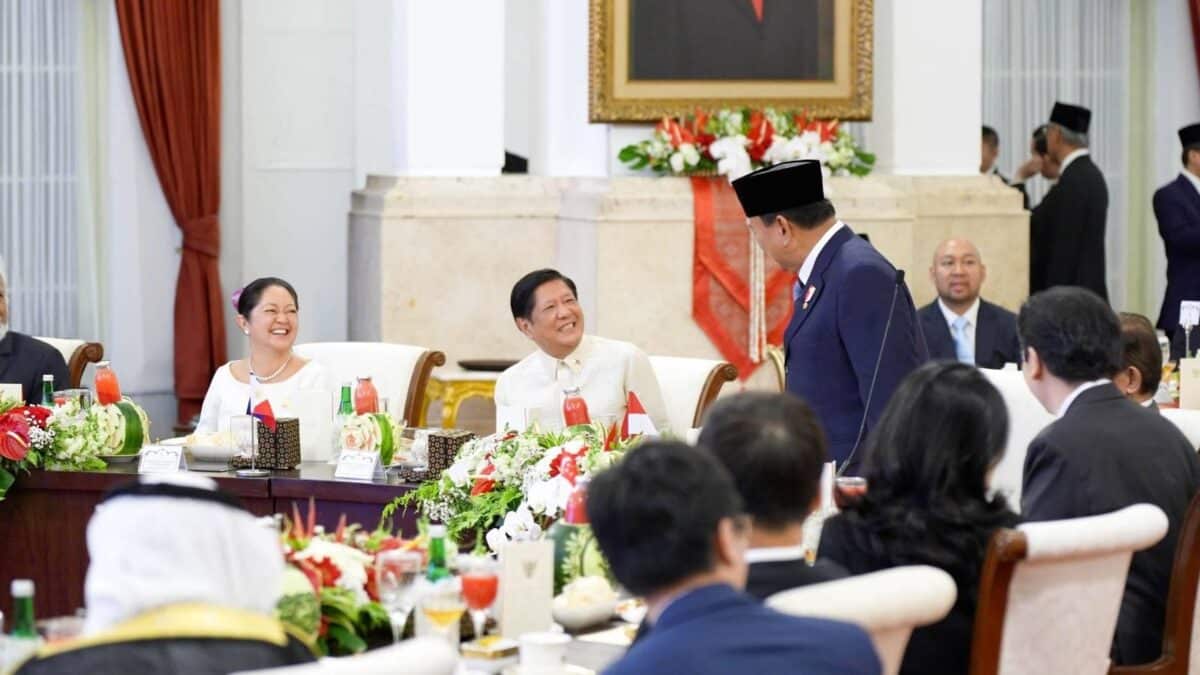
[618,108,875,179]
[394,423,641,549]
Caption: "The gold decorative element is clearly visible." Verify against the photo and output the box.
[589,0,874,122]
[423,378,497,429]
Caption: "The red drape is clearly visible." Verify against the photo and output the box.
[1190,0,1200,81]
[115,0,226,425]
[691,177,794,378]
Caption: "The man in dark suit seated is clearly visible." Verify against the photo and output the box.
[918,238,1020,369]
[697,391,846,599]
[1019,287,1200,666]
[0,260,70,404]
[1113,313,1163,409]
[588,440,880,675]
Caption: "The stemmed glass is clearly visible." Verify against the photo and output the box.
[460,556,499,642]
[420,579,467,646]
[376,550,423,643]
[231,415,269,477]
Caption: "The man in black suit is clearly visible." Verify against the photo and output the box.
[1019,287,1200,666]
[1154,123,1200,341]
[630,0,834,81]
[918,239,1020,369]
[0,261,70,404]
[1029,102,1109,300]
[697,392,846,600]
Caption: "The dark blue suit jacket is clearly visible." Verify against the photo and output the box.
[0,332,70,405]
[606,584,880,675]
[917,299,1020,369]
[785,226,927,472]
[1154,174,1200,336]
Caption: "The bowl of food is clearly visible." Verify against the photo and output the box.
[184,430,239,463]
[552,576,618,632]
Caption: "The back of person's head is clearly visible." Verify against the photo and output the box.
[83,474,284,635]
[588,440,745,597]
[697,392,827,529]
[845,362,1016,592]
[1032,124,1049,156]
[1117,312,1162,398]
[1017,287,1120,383]
[981,125,998,148]
[509,268,578,321]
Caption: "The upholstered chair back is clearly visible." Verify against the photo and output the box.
[293,342,445,426]
[647,356,738,434]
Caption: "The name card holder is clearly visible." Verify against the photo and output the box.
[0,383,22,402]
[138,445,187,474]
[334,450,385,481]
[498,540,554,639]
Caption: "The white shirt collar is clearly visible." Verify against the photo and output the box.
[1141,398,1156,408]
[533,334,594,380]
[745,545,809,565]
[1182,170,1200,197]
[1056,379,1110,418]
[937,297,980,328]
[797,220,846,286]
[1059,148,1090,175]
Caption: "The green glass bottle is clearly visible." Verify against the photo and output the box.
[426,524,451,582]
[10,579,36,638]
[40,375,54,407]
[337,383,354,416]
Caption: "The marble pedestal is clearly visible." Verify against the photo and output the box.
[349,174,1028,385]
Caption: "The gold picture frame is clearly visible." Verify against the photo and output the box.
[589,0,873,122]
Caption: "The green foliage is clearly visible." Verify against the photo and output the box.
[316,587,391,656]
[446,485,524,542]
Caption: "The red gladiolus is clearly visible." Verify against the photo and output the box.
[656,117,694,149]
[0,412,31,462]
[747,111,774,162]
[817,120,840,143]
[471,463,497,496]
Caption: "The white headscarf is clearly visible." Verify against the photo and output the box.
[82,473,284,635]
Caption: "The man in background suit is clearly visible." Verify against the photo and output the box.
[1010,125,1062,210]
[1154,123,1200,341]
[698,392,846,599]
[1029,102,1109,299]
[588,440,880,675]
[0,258,70,405]
[1019,287,1200,665]
[918,238,1020,369]
[733,160,927,474]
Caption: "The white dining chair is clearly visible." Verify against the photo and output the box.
[294,342,445,426]
[647,355,738,434]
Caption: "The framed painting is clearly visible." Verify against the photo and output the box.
[589,0,873,122]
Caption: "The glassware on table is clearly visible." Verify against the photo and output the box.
[460,556,499,642]
[93,361,122,405]
[354,376,379,414]
[562,387,590,427]
[420,579,466,646]
[377,549,423,643]
[230,415,269,477]
[833,476,868,509]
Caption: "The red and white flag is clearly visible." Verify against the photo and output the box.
[246,386,277,432]
[621,391,659,439]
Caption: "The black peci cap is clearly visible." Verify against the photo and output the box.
[731,160,825,218]
[1180,123,1200,147]
[1049,102,1091,134]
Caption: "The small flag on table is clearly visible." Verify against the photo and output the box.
[621,391,659,439]
[246,387,277,432]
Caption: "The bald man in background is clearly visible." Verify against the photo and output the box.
[0,258,70,404]
[917,239,1021,369]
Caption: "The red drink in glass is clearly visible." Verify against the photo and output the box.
[462,573,499,612]
[354,376,379,414]
[94,362,122,405]
[562,388,590,427]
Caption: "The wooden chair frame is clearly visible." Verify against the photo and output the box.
[692,362,739,427]
[402,350,446,427]
[969,528,1029,675]
[1109,492,1200,675]
[67,342,104,389]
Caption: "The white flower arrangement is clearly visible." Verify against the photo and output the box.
[338,413,404,465]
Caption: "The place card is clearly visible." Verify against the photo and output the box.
[138,445,187,474]
[1181,300,1200,328]
[0,383,21,402]
[498,540,554,639]
[334,449,384,481]
[1181,358,1200,410]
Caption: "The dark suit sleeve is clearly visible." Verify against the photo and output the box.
[838,263,922,433]
[1154,187,1200,253]
[1021,436,1078,521]
[1028,185,1058,293]
[45,349,70,392]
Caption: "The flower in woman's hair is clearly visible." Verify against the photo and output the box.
[231,287,244,312]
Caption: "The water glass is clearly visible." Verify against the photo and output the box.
[377,550,423,643]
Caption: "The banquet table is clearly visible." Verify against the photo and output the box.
[0,463,419,625]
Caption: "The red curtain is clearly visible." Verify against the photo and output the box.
[1191,0,1200,81]
[115,0,226,425]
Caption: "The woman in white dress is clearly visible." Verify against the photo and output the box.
[196,277,330,433]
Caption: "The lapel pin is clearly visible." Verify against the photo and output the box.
[802,285,817,310]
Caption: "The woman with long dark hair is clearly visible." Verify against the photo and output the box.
[818,361,1018,675]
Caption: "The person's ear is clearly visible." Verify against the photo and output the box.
[714,517,747,567]
[772,215,791,241]
[236,315,249,336]
[1024,346,1043,379]
[1127,366,1144,396]
[515,317,535,340]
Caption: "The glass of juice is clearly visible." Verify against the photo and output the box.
[460,556,500,642]
[420,579,467,646]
